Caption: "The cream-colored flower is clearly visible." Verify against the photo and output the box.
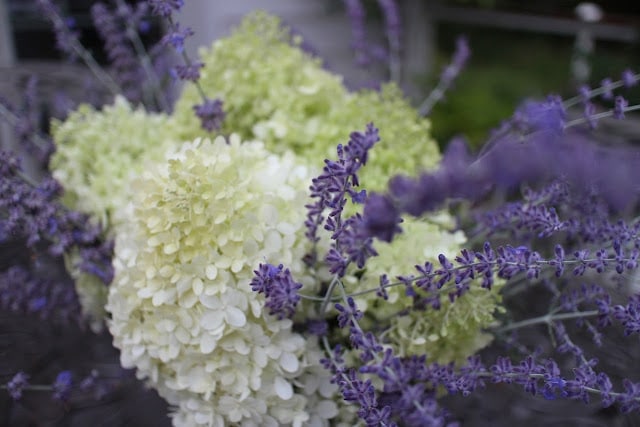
[107,135,340,426]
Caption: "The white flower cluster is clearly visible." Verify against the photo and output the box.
[107,135,338,426]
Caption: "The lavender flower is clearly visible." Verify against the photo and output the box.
[613,295,640,336]
[343,0,371,67]
[614,95,629,119]
[92,2,143,103]
[250,263,302,319]
[36,0,121,95]
[600,78,614,100]
[160,23,194,53]
[305,123,380,272]
[192,97,225,132]
[0,151,114,284]
[377,0,401,81]
[174,62,204,82]
[622,69,637,88]
[362,193,401,243]
[52,370,73,401]
[0,265,83,324]
[418,36,470,116]
[147,0,184,17]
[513,95,566,133]
[6,372,29,400]
[36,0,79,59]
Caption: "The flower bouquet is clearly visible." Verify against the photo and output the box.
[3,1,640,426]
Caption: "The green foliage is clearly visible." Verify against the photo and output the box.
[427,27,572,149]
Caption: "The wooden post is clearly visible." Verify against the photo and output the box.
[401,0,435,103]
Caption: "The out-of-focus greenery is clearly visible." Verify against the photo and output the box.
[424,25,640,149]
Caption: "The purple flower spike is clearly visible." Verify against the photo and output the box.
[193,98,225,132]
[174,62,204,82]
[52,370,73,401]
[161,24,194,53]
[441,36,470,83]
[7,372,30,400]
[614,96,629,120]
[600,78,614,100]
[250,263,303,319]
[377,0,401,52]
[622,69,637,88]
[362,193,401,243]
[148,0,184,17]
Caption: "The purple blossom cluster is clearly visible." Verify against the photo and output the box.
[321,299,452,427]
[0,265,81,324]
[363,101,640,243]
[343,0,401,75]
[304,123,380,274]
[250,263,302,320]
[0,151,114,284]
[35,0,80,60]
[192,97,225,132]
[91,2,145,103]
[149,2,226,130]
[4,368,116,405]
[147,0,184,18]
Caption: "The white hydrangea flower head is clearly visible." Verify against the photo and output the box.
[107,135,342,426]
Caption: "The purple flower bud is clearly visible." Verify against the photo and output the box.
[52,371,73,401]
[250,263,302,319]
[614,95,628,120]
[148,0,184,17]
[600,78,614,100]
[161,24,194,53]
[7,372,29,400]
[192,98,225,132]
[622,69,637,88]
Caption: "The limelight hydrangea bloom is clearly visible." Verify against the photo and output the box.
[344,214,503,364]
[169,11,442,187]
[107,135,341,426]
[50,96,174,230]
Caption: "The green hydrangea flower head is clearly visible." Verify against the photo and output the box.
[170,10,346,146]
[50,96,178,329]
[107,135,344,426]
[50,96,174,231]
[170,11,441,187]
[344,213,503,365]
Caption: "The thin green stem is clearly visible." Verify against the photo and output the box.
[493,310,599,334]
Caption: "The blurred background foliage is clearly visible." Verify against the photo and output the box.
[422,1,640,149]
